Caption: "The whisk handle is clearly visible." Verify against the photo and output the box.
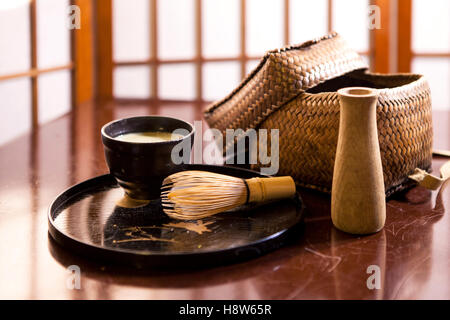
[245,176,296,203]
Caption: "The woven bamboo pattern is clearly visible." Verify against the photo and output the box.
[203,33,433,196]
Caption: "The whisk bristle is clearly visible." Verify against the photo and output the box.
[161,171,248,220]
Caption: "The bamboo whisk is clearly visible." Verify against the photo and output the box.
[161,171,296,220]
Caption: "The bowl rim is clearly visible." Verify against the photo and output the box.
[101,115,195,145]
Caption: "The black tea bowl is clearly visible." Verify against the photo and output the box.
[101,116,194,200]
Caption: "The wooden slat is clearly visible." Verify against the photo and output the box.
[413,52,450,58]
[115,56,252,67]
[30,0,38,130]
[371,0,390,73]
[327,0,333,31]
[70,4,75,111]
[195,0,203,101]
[150,0,158,100]
[0,64,73,82]
[114,51,369,68]
[95,0,113,101]
[397,0,412,72]
[240,0,247,79]
[284,0,290,45]
[71,0,95,106]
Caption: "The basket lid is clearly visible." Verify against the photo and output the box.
[204,33,368,133]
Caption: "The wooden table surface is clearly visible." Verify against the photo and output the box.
[0,101,449,299]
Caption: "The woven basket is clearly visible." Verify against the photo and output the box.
[204,33,433,196]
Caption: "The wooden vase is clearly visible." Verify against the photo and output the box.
[331,87,386,234]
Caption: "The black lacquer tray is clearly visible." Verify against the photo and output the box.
[48,164,304,268]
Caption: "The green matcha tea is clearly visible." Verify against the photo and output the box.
[115,131,184,143]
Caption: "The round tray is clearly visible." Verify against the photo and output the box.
[48,164,304,268]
